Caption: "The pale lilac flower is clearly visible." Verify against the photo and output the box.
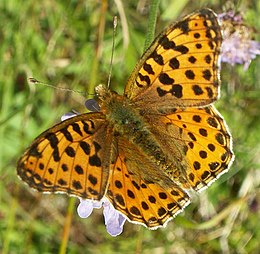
[77,198,126,237]
[218,10,260,69]
[218,10,243,23]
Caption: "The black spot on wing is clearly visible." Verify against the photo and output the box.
[75,165,84,175]
[149,51,164,65]
[169,57,180,69]
[88,174,98,185]
[46,133,59,149]
[30,143,42,158]
[65,146,76,157]
[157,84,183,98]
[72,180,83,190]
[188,56,197,64]
[185,70,195,80]
[159,73,174,85]
[82,121,94,134]
[205,54,212,64]
[143,62,155,75]
[148,195,156,203]
[60,128,73,142]
[89,155,101,167]
[72,123,83,136]
[158,35,176,49]
[53,147,60,162]
[175,19,189,34]
[202,69,212,81]
[79,141,91,155]
[192,85,203,95]
[174,45,189,54]
[138,73,151,86]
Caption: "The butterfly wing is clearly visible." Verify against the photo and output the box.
[124,8,222,110]
[17,113,114,200]
[106,136,190,229]
[143,105,234,192]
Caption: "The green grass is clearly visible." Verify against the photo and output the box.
[0,0,259,253]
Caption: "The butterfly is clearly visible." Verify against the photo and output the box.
[17,8,234,229]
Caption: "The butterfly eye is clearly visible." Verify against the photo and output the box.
[85,99,100,112]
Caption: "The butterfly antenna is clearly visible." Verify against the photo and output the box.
[107,16,118,90]
[28,78,90,96]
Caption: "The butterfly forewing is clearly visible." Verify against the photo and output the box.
[17,113,113,200]
[125,8,222,110]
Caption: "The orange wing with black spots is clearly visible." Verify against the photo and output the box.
[17,113,113,200]
[106,137,190,229]
[144,105,234,192]
[125,8,222,110]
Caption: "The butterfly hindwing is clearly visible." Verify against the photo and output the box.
[144,105,234,191]
[106,137,190,228]
[17,113,114,200]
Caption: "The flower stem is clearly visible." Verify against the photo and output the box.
[58,197,75,254]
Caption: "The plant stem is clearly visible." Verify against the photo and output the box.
[143,0,160,51]
[58,197,76,254]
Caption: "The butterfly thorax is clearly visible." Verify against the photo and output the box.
[96,85,150,137]
[96,85,183,176]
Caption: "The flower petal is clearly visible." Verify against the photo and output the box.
[92,200,103,209]
[77,200,94,218]
[61,112,77,121]
[103,201,126,236]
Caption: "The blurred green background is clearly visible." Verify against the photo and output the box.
[0,0,259,253]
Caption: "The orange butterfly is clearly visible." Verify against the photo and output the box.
[17,8,234,229]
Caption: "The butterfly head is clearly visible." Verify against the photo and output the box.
[95,84,119,102]
[95,84,109,99]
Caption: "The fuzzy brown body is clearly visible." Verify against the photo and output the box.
[97,86,183,181]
